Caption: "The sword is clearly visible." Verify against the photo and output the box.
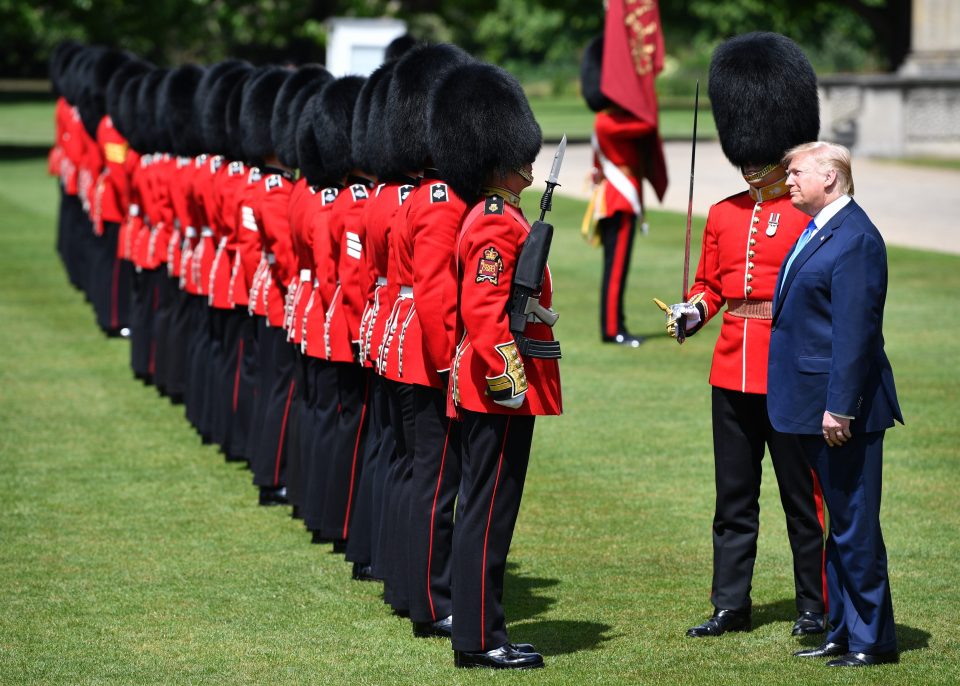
[677,81,699,343]
[538,134,566,222]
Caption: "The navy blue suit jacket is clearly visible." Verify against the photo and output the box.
[767,199,903,434]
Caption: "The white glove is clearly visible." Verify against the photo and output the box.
[494,392,526,410]
[670,302,702,330]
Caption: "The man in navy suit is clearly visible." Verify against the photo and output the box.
[768,141,904,667]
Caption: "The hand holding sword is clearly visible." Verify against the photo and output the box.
[653,81,701,345]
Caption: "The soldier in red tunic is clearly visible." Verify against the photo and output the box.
[657,33,828,640]
[580,35,667,347]
[431,62,561,670]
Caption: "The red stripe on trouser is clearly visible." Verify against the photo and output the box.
[811,467,829,613]
[110,256,120,329]
[605,213,632,337]
[341,381,370,539]
[480,417,511,651]
[273,378,296,486]
[426,419,453,621]
[232,339,244,413]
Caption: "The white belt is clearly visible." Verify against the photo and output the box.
[201,226,214,237]
[399,285,413,298]
[184,226,196,238]
[300,269,311,282]
[376,277,387,286]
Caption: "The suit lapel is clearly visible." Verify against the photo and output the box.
[773,200,859,320]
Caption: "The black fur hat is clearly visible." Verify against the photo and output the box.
[312,75,366,185]
[201,63,252,160]
[137,68,171,153]
[709,32,820,167]
[79,47,130,138]
[239,66,291,165]
[158,65,206,158]
[296,92,326,186]
[428,62,542,203]
[116,70,148,151]
[60,44,95,107]
[351,61,394,176]
[385,33,418,62]
[580,34,611,113]
[385,43,474,172]
[192,60,248,155]
[365,64,402,181]
[271,64,332,169]
[106,59,151,134]
[49,40,83,98]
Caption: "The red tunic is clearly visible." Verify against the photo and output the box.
[451,195,562,416]
[286,179,321,343]
[92,116,132,234]
[591,109,658,217]
[209,160,247,309]
[61,106,86,196]
[49,97,71,178]
[314,182,371,363]
[229,166,263,308]
[301,187,340,359]
[255,170,296,327]
[359,182,415,369]
[380,179,465,388]
[688,186,807,394]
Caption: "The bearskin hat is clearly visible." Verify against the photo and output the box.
[351,61,394,176]
[116,71,148,152]
[158,65,206,158]
[580,34,611,113]
[106,59,152,135]
[60,45,95,107]
[385,43,474,173]
[191,60,248,155]
[79,47,130,138]
[385,33,418,62]
[137,68,171,153]
[239,66,291,165]
[200,62,251,160]
[295,92,326,186]
[312,75,366,185]
[365,64,403,181]
[271,64,332,169]
[428,62,542,203]
[49,40,83,98]
[709,32,820,168]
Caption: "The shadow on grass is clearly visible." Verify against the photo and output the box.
[503,561,618,655]
[0,145,48,160]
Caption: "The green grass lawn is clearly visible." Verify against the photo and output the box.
[1,153,959,685]
[0,97,55,146]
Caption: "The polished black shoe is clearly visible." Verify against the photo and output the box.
[351,562,378,582]
[413,614,453,638]
[258,486,288,506]
[454,644,544,670]
[510,643,537,654]
[794,641,848,658]
[792,610,826,635]
[826,651,899,667]
[602,332,645,348]
[331,539,347,554]
[686,609,751,637]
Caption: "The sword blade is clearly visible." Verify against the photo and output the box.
[547,134,567,185]
[682,81,699,300]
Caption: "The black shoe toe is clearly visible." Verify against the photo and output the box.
[794,641,848,658]
[792,610,826,635]
[686,609,751,637]
[454,644,544,670]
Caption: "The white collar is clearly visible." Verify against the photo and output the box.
[811,195,852,232]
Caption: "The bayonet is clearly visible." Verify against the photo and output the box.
[538,134,566,222]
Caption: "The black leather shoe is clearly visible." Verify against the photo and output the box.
[510,643,537,654]
[351,562,378,582]
[686,609,751,637]
[602,332,645,348]
[826,651,899,667]
[454,644,544,670]
[258,486,288,506]
[413,615,453,638]
[792,611,826,635]
[794,641,848,658]
[332,539,347,554]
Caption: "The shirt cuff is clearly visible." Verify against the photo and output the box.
[828,411,855,420]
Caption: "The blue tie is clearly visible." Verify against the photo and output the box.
[780,219,817,291]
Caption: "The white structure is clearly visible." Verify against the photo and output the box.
[326,18,407,77]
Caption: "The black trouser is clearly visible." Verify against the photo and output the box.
[228,312,257,461]
[365,375,397,576]
[319,364,369,541]
[302,357,341,532]
[709,387,826,613]
[345,373,390,567]
[451,411,535,652]
[129,267,160,382]
[251,322,296,488]
[285,347,307,509]
[408,384,462,623]
[89,221,131,334]
[380,380,416,612]
[61,193,91,296]
[152,275,180,397]
[599,212,637,339]
[184,295,211,430]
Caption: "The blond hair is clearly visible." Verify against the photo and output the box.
[783,141,854,196]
